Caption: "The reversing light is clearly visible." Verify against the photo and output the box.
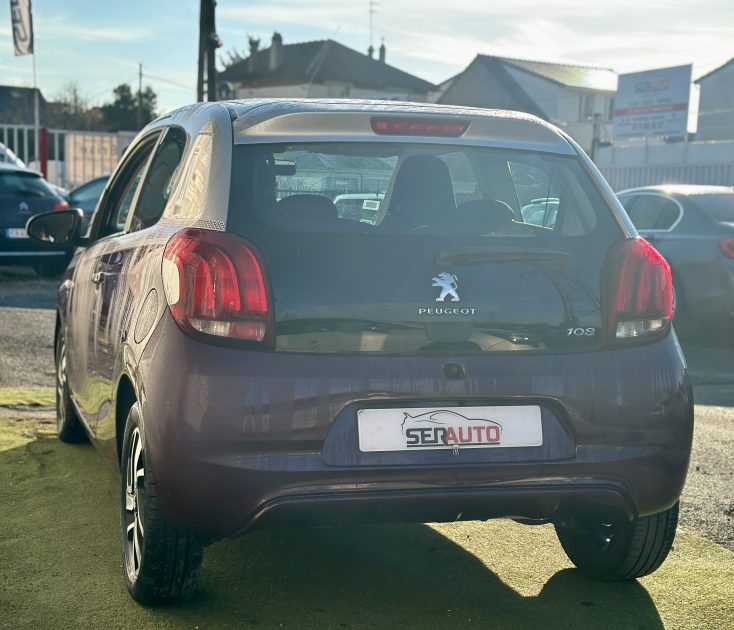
[370,117,470,137]
[601,238,673,344]
[162,228,271,343]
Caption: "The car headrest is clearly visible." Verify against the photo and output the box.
[386,155,455,229]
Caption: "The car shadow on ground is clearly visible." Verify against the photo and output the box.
[176,524,664,629]
[0,425,664,630]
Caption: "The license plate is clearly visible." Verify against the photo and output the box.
[5,228,28,239]
[357,405,542,452]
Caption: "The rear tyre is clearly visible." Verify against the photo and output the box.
[55,333,87,443]
[555,502,679,580]
[120,403,203,604]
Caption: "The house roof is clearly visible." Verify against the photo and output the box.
[478,55,617,92]
[219,39,436,94]
[695,58,734,84]
[0,85,48,125]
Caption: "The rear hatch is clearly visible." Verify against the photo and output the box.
[227,141,626,354]
[0,169,62,231]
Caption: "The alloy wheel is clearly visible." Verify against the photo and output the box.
[124,427,145,581]
[56,338,67,432]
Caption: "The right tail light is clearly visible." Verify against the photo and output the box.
[601,238,673,345]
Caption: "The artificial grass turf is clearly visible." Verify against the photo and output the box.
[0,387,55,408]
[0,414,732,629]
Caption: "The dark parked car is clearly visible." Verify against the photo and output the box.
[28,100,693,604]
[0,162,70,274]
[67,175,110,231]
[617,185,734,335]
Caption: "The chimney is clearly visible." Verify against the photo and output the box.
[269,32,283,71]
[248,37,260,73]
[379,41,386,63]
[367,45,374,59]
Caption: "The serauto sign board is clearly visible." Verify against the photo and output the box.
[613,64,692,140]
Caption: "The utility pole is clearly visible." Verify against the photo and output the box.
[137,62,143,129]
[206,1,218,102]
[197,0,205,101]
[590,112,602,162]
[197,0,221,102]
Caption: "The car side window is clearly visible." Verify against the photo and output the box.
[655,201,681,229]
[70,178,107,205]
[95,134,160,238]
[113,165,147,231]
[621,195,670,230]
[128,128,187,233]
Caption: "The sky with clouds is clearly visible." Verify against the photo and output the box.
[0,0,732,114]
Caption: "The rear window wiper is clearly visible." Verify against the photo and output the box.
[436,246,570,266]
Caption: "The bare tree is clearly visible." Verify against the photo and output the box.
[219,47,246,69]
[49,82,102,130]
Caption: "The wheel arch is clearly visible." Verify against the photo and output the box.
[54,311,61,352]
[115,374,137,465]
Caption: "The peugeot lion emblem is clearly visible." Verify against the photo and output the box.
[432,272,459,302]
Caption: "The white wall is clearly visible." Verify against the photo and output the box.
[234,83,312,99]
[596,138,734,190]
[505,66,562,119]
[234,83,426,102]
[597,138,734,166]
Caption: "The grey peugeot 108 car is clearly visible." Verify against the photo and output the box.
[27,99,693,604]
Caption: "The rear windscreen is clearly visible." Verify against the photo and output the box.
[228,142,623,354]
[0,171,55,197]
[231,143,608,237]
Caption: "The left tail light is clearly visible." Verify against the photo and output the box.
[719,239,734,260]
[601,237,673,345]
[162,228,272,344]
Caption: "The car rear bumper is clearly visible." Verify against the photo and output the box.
[137,312,693,541]
[240,483,637,534]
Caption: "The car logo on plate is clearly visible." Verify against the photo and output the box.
[401,410,503,449]
[432,272,459,302]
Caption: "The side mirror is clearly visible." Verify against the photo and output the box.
[26,208,84,247]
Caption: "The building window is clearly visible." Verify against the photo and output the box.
[326,83,351,98]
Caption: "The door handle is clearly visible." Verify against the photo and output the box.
[92,271,105,285]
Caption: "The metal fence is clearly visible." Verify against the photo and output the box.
[599,163,734,192]
[0,123,136,189]
[0,124,65,163]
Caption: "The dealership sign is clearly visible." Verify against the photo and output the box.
[613,64,692,140]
